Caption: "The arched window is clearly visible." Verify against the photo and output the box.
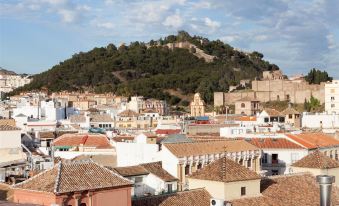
[241,103,245,108]
[277,95,280,101]
[80,203,87,206]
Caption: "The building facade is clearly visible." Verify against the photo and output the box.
[190,93,205,117]
[325,80,339,114]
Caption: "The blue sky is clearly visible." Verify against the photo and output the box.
[0,0,338,78]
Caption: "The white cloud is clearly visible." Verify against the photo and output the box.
[97,22,114,29]
[204,17,220,30]
[163,14,184,28]
[58,9,76,23]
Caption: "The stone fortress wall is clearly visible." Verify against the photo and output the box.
[214,70,325,107]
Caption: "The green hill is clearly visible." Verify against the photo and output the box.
[13,31,279,105]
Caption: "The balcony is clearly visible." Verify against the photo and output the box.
[262,161,286,168]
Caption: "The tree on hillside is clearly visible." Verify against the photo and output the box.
[304,96,322,112]
[305,68,332,84]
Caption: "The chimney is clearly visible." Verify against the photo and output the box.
[316,175,335,206]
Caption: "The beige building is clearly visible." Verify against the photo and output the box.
[190,93,205,117]
[214,71,325,107]
[325,80,339,114]
[235,97,260,115]
[161,140,261,191]
[281,107,301,128]
[187,157,261,201]
[291,150,339,187]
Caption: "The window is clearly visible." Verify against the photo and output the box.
[262,153,268,164]
[241,187,246,196]
[185,165,190,175]
[331,104,335,108]
[197,163,202,170]
[134,177,143,183]
[286,94,290,100]
[331,96,335,101]
[80,204,87,206]
[289,114,293,119]
[247,159,251,168]
[167,184,173,193]
[272,154,278,164]
[241,103,246,108]
[264,117,269,123]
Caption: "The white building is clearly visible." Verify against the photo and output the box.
[244,138,308,175]
[302,112,339,129]
[113,162,178,197]
[0,125,26,165]
[128,96,144,113]
[116,142,160,166]
[325,80,339,114]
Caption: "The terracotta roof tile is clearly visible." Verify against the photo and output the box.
[292,150,339,169]
[89,114,113,122]
[53,133,112,148]
[140,162,178,182]
[245,138,304,149]
[118,109,140,117]
[236,116,257,121]
[263,108,283,116]
[132,188,211,206]
[14,160,132,194]
[188,157,260,183]
[0,119,16,127]
[113,136,134,142]
[286,133,339,149]
[164,140,259,158]
[231,174,339,206]
[69,114,86,123]
[0,125,21,131]
[281,107,300,115]
[113,165,149,177]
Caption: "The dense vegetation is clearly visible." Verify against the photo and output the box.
[305,68,332,84]
[13,31,279,104]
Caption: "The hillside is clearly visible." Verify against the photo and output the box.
[13,31,279,105]
[0,67,16,75]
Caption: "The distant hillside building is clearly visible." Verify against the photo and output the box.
[190,93,205,117]
[325,80,339,114]
[214,70,324,107]
[234,97,260,115]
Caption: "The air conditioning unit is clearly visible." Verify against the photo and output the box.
[210,198,225,206]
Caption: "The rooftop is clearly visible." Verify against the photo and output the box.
[53,133,112,149]
[286,133,339,149]
[231,174,339,206]
[164,140,259,158]
[188,157,261,183]
[0,125,21,131]
[69,114,86,123]
[292,150,339,169]
[14,160,132,194]
[113,165,149,177]
[118,109,140,117]
[72,154,117,168]
[132,188,211,206]
[140,162,178,182]
[245,138,304,149]
[262,108,283,117]
[281,107,300,115]
[89,114,114,122]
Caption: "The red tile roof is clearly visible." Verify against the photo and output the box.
[113,165,150,177]
[53,133,112,148]
[188,157,261,183]
[164,140,259,158]
[245,138,304,149]
[286,133,339,149]
[236,116,257,121]
[231,174,339,206]
[140,162,178,182]
[155,129,181,135]
[14,160,132,194]
[132,188,211,206]
[292,150,339,169]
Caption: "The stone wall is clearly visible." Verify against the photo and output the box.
[214,79,325,107]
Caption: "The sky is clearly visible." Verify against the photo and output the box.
[0,0,338,78]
